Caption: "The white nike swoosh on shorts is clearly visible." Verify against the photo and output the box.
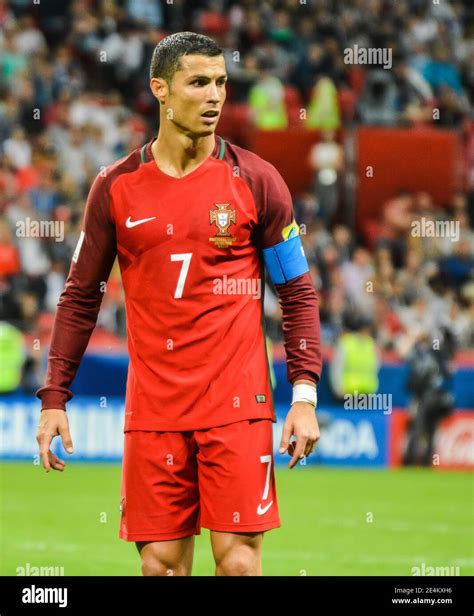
[257,501,273,515]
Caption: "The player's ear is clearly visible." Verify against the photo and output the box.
[150,77,167,105]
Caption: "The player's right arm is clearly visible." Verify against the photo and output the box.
[35,171,117,472]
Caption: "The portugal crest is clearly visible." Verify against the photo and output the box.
[209,203,237,248]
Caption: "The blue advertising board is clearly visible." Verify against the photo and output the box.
[0,395,389,467]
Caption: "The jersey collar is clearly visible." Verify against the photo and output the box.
[140,135,225,164]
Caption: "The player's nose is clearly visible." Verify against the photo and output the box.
[206,82,220,103]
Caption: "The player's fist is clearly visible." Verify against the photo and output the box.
[36,409,74,473]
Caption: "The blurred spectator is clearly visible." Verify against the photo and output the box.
[27,172,60,217]
[393,53,434,124]
[376,192,413,268]
[0,28,27,84]
[248,58,287,129]
[438,236,474,290]
[0,320,24,393]
[4,126,32,169]
[127,0,163,30]
[225,50,259,103]
[13,14,47,57]
[357,69,398,125]
[293,191,320,230]
[422,41,463,95]
[436,84,467,127]
[0,215,20,279]
[308,129,344,225]
[402,329,455,466]
[329,315,380,400]
[306,76,341,131]
[340,247,375,317]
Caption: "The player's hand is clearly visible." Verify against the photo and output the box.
[36,409,74,473]
[278,402,320,469]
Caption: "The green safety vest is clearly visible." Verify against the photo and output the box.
[0,322,24,392]
[306,78,341,131]
[249,78,288,130]
[340,333,378,394]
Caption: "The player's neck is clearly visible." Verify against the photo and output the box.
[151,129,216,179]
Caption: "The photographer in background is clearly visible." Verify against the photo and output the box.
[402,327,456,466]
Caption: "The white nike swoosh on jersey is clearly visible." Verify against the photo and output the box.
[257,501,273,515]
[125,216,156,228]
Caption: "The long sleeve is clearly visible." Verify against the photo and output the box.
[273,272,322,384]
[36,172,117,410]
[259,161,323,385]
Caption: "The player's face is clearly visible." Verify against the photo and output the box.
[165,54,227,137]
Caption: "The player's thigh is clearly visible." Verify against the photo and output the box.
[136,536,196,576]
[210,530,264,565]
[120,430,200,542]
[195,418,280,532]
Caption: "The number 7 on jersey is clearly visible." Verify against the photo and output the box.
[170,253,192,299]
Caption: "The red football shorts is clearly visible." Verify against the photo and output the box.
[119,418,281,541]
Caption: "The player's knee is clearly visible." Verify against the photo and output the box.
[140,555,187,576]
[215,547,260,576]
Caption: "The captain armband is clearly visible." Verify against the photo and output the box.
[262,234,310,285]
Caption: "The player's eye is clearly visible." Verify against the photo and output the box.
[191,79,226,87]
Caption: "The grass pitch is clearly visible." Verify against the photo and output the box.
[1,462,472,576]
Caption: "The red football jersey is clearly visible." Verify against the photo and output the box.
[37,135,322,431]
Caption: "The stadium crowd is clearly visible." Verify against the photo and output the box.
[0,0,473,393]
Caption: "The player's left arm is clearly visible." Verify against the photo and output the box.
[259,162,323,469]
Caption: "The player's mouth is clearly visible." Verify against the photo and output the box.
[201,109,220,123]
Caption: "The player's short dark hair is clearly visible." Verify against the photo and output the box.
[149,32,223,85]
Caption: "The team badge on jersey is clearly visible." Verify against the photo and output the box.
[209,203,237,248]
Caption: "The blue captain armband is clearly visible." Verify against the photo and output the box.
[263,235,309,285]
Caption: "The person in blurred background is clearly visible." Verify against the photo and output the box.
[0,320,24,394]
[248,57,288,130]
[308,129,344,226]
[329,314,379,402]
[305,76,341,131]
[402,328,456,466]
[357,68,398,125]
